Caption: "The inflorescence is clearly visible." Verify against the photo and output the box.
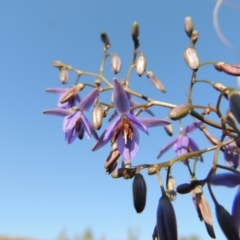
[43,17,240,240]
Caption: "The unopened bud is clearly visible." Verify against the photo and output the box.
[216,203,240,240]
[95,79,101,87]
[52,60,64,68]
[92,103,103,130]
[146,71,166,93]
[132,173,147,213]
[111,55,121,74]
[229,88,240,123]
[184,47,199,70]
[169,104,191,120]
[164,121,173,136]
[213,82,229,99]
[166,175,177,201]
[191,30,198,44]
[100,32,110,50]
[215,62,240,76]
[60,83,84,104]
[136,55,147,76]
[132,22,139,39]
[59,69,68,84]
[184,16,194,37]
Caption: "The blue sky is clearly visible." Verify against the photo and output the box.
[1,0,240,239]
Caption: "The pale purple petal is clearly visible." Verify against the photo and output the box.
[81,114,91,139]
[92,130,112,151]
[232,188,240,234]
[43,108,73,117]
[174,135,189,156]
[116,126,139,160]
[127,114,148,134]
[113,79,130,115]
[223,143,239,169]
[137,118,170,128]
[157,137,178,159]
[45,88,68,94]
[85,118,98,140]
[79,88,99,111]
[188,137,203,162]
[103,116,121,141]
[65,127,79,144]
[184,121,202,134]
[210,173,240,188]
[63,111,81,132]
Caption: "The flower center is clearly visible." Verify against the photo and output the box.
[112,116,134,144]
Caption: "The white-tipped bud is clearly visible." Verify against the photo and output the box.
[146,70,166,93]
[52,60,64,68]
[59,69,68,84]
[184,16,194,37]
[184,47,199,70]
[166,175,177,201]
[111,55,121,74]
[136,55,147,76]
[169,104,191,120]
[191,30,198,44]
[132,22,139,39]
[92,103,104,130]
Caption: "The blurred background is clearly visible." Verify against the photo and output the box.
[0,0,240,239]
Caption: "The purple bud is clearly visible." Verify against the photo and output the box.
[215,62,240,76]
[146,70,166,93]
[184,47,199,70]
[132,173,147,213]
[136,55,147,76]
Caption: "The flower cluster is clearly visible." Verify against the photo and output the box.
[44,16,240,240]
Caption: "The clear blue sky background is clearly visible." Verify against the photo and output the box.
[1,0,240,239]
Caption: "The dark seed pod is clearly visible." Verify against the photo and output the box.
[216,203,240,240]
[177,183,192,194]
[132,173,147,213]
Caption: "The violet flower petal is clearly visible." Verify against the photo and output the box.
[138,118,170,128]
[103,116,121,141]
[85,118,98,140]
[174,135,189,156]
[81,114,91,139]
[157,137,178,159]
[79,88,99,111]
[113,79,130,115]
[188,137,203,162]
[127,114,148,134]
[92,130,112,151]
[223,143,239,169]
[65,127,79,144]
[45,88,68,94]
[43,108,73,117]
[116,126,139,160]
[210,173,240,188]
[63,112,81,132]
[184,121,202,134]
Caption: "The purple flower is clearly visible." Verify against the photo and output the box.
[157,122,203,162]
[222,141,240,169]
[43,88,99,144]
[45,84,83,108]
[92,79,170,161]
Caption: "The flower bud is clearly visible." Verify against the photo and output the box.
[111,55,121,74]
[177,183,192,194]
[100,32,110,50]
[92,103,103,130]
[52,60,64,68]
[164,122,174,136]
[213,82,229,99]
[191,30,198,44]
[146,70,166,93]
[136,55,147,76]
[157,193,178,240]
[229,88,240,123]
[215,62,240,76]
[132,173,147,213]
[132,21,139,39]
[184,47,199,70]
[216,203,240,240]
[184,16,194,37]
[60,83,84,104]
[59,69,68,84]
[166,175,177,201]
[169,104,191,120]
